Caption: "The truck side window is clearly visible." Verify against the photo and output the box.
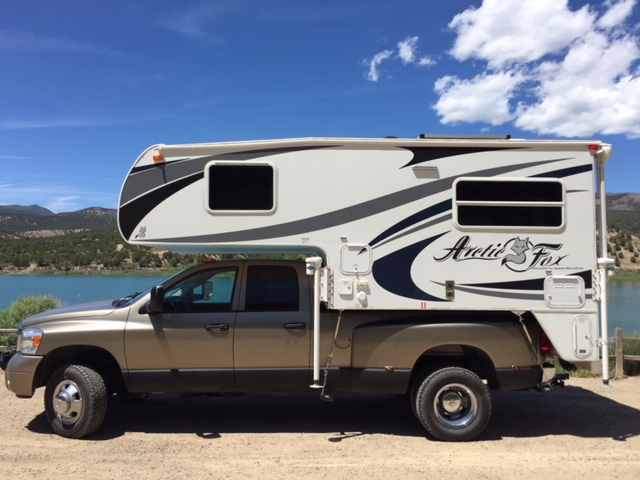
[245,265,299,311]
[164,267,238,312]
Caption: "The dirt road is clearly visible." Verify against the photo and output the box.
[1,371,639,480]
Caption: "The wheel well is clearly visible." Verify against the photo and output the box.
[411,345,498,390]
[35,346,126,394]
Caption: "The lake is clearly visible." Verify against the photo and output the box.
[0,274,638,336]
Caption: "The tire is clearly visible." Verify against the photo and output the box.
[413,367,491,442]
[44,364,108,439]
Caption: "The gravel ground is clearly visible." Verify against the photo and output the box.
[1,371,639,480]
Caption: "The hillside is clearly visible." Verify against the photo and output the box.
[0,207,116,239]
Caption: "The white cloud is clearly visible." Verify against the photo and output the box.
[598,0,637,29]
[434,71,525,125]
[365,49,394,82]
[434,0,640,138]
[418,56,436,67]
[365,36,435,82]
[515,30,640,137]
[398,36,419,64]
[448,0,595,69]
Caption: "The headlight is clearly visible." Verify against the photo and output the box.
[18,327,44,355]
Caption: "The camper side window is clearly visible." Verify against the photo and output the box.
[207,163,275,212]
[454,179,564,228]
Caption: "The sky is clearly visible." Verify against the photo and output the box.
[1,0,639,213]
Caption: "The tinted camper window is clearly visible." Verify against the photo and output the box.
[455,180,564,228]
[208,164,274,211]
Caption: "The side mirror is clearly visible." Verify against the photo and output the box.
[147,285,165,314]
[203,281,213,300]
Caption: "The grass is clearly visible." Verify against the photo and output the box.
[609,268,640,282]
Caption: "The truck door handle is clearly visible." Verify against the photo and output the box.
[283,322,306,330]
[205,323,229,332]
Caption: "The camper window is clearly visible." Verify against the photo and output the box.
[206,163,275,213]
[454,179,564,228]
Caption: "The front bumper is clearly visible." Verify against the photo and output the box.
[3,352,43,398]
[0,349,16,371]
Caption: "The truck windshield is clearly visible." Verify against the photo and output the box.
[111,290,149,308]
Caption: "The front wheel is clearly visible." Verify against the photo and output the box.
[44,364,107,439]
[413,367,491,442]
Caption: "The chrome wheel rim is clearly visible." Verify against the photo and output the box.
[52,380,83,425]
[432,382,478,428]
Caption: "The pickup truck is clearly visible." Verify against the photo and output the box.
[1,259,557,441]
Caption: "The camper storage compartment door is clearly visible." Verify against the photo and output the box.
[544,276,585,308]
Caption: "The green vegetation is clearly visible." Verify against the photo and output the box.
[0,295,60,347]
[606,223,640,279]
[619,334,640,377]
[0,229,205,274]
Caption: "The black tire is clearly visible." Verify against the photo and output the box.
[413,367,491,442]
[44,364,108,439]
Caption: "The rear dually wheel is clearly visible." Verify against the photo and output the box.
[413,366,491,442]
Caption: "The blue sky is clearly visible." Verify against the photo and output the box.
[1,0,639,213]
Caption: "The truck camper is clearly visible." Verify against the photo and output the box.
[2,135,613,441]
[118,135,613,372]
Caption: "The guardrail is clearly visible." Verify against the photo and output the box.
[0,329,18,334]
[610,328,640,379]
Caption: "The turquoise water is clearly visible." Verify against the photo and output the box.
[1,275,638,336]
[0,275,166,309]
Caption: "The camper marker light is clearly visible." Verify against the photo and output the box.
[588,144,599,152]
[152,153,165,162]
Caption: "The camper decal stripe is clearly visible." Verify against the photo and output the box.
[373,232,448,302]
[130,158,190,175]
[119,173,204,240]
[368,199,451,248]
[457,270,592,291]
[121,156,216,207]
[400,146,524,168]
[531,164,592,179]
[143,158,563,245]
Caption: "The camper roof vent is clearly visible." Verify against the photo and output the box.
[418,134,512,140]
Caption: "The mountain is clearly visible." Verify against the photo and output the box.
[0,206,116,238]
[0,204,55,216]
[606,193,640,211]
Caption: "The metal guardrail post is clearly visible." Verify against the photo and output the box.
[615,328,624,379]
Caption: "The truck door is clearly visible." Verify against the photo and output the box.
[124,265,238,393]
[234,263,312,391]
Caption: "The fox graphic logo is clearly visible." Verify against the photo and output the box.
[434,235,568,272]
[501,237,530,266]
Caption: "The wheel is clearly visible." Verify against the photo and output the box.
[44,364,108,439]
[413,366,491,442]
